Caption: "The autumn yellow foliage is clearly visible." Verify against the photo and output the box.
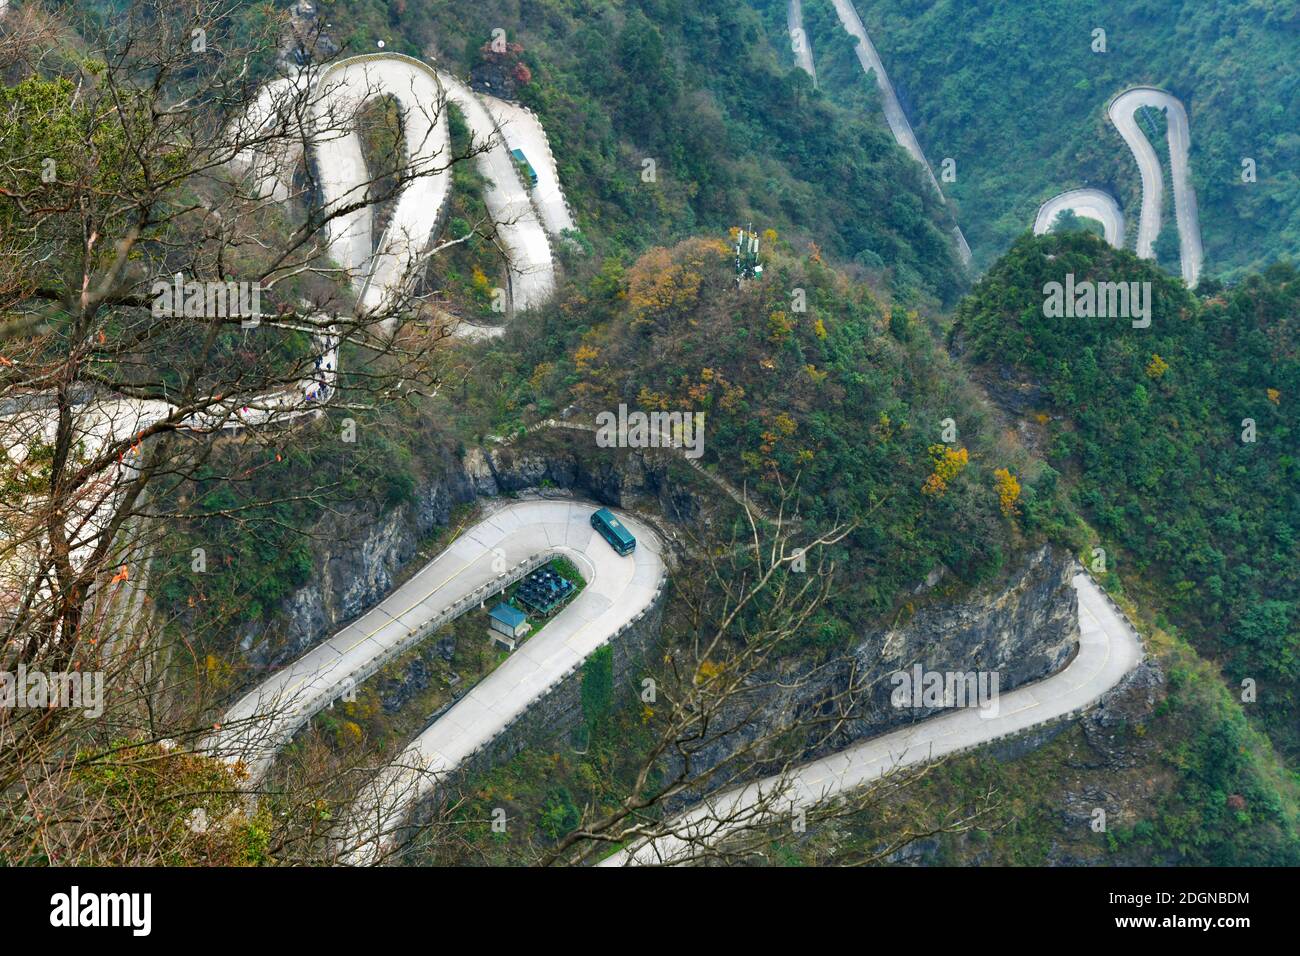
[922,444,969,496]
[574,343,599,372]
[637,386,671,411]
[768,310,794,343]
[529,362,554,393]
[994,467,1021,516]
[696,659,725,683]
[625,237,729,326]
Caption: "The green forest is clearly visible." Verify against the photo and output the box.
[328,0,966,302]
[790,0,1299,279]
[299,0,1300,863]
[954,233,1299,760]
[6,0,1298,872]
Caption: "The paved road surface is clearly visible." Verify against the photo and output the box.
[243,55,561,317]
[203,500,665,839]
[481,94,577,241]
[787,0,817,85]
[1108,88,1203,286]
[601,569,1142,866]
[1034,188,1126,248]
[821,0,972,266]
[335,499,665,863]
[4,52,572,609]
[310,57,451,323]
[439,73,556,312]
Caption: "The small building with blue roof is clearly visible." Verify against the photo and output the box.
[488,602,530,651]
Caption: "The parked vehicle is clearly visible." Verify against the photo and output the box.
[510,148,539,188]
[591,507,635,556]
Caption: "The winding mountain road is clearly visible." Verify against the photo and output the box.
[206,499,664,778]
[239,54,562,318]
[1035,88,1203,286]
[212,48,1144,864]
[4,35,1154,868]
[601,568,1143,866]
[3,52,573,614]
[786,6,1204,283]
[1107,87,1203,287]
[1033,188,1126,248]
[795,0,972,266]
[480,94,577,242]
[334,499,666,864]
[198,496,667,864]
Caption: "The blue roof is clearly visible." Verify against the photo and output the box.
[489,603,527,627]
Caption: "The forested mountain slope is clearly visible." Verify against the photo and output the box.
[954,233,1299,761]
[805,0,1298,278]
[331,0,968,301]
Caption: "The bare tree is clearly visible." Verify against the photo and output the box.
[375,489,1004,868]
[0,0,500,863]
[1,5,998,867]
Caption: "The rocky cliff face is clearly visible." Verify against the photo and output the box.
[867,543,1078,707]
[463,437,702,525]
[241,434,1082,818]
[669,543,1080,801]
[242,434,699,670]
[241,446,476,668]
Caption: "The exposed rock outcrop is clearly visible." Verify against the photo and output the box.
[240,448,476,668]
[238,433,699,671]
[468,438,702,525]
[231,433,1085,834]
[665,543,1080,804]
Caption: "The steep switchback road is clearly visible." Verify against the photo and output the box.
[1108,87,1204,287]
[480,94,577,242]
[785,7,1204,284]
[239,54,564,320]
[437,72,555,312]
[309,56,451,324]
[600,569,1142,866]
[1038,89,1204,285]
[4,52,575,616]
[1033,188,1126,248]
[201,499,665,854]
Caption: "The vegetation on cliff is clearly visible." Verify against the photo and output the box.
[954,233,1299,761]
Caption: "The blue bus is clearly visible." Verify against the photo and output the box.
[591,507,636,556]
[510,148,539,188]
